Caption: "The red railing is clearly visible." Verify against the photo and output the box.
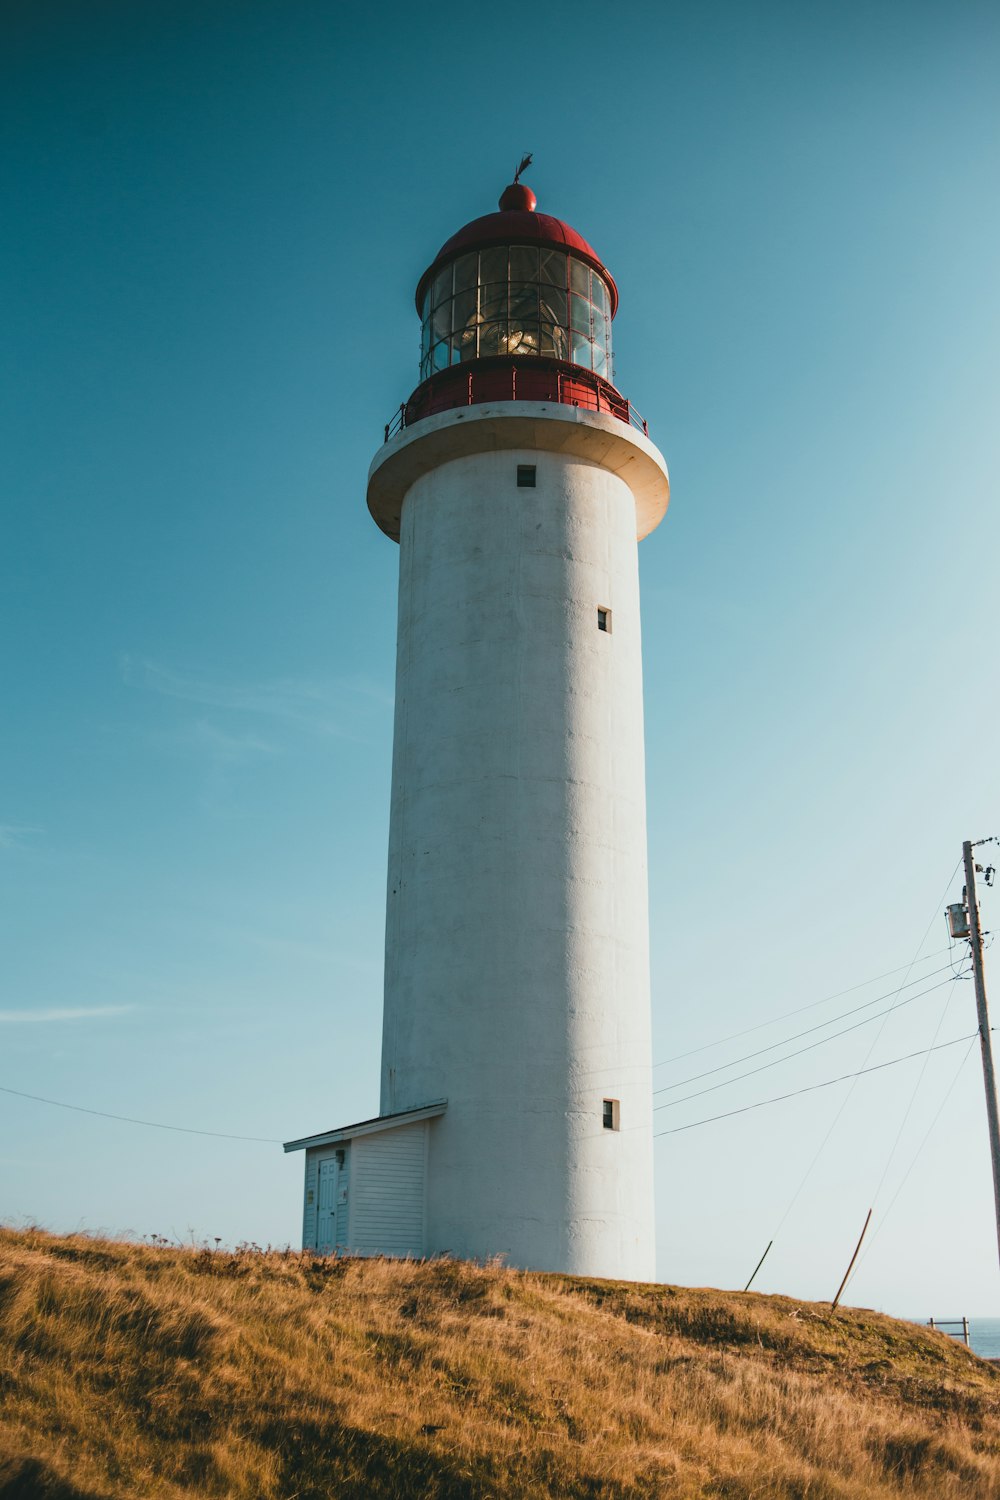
[384,365,649,443]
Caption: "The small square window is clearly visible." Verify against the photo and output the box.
[602,1098,620,1131]
[597,607,611,633]
[517,465,536,488]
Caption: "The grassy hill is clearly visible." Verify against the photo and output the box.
[0,1227,998,1499]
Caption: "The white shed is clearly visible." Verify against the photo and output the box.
[283,1101,446,1257]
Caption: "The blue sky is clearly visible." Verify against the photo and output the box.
[3,0,999,1314]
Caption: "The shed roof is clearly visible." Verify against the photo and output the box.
[283,1100,447,1153]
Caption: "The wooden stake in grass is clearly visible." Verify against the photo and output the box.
[744,1240,773,1293]
[832,1208,873,1311]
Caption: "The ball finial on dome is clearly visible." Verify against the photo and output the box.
[499,181,537,212]
[499,153,535,212]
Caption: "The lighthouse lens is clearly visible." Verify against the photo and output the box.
[506,325,539,354]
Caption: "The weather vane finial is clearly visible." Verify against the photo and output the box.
[513,153,533,184]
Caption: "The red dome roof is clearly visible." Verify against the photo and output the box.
[415,193,619,317]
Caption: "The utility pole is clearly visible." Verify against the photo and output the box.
[962,838,1000,1272]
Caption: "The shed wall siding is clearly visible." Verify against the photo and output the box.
[349,1121,427,1256]
[302,1152,319,1250]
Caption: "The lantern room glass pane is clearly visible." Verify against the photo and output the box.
[509,284,538,322]
[570,292,591,336]
[593,344,608,378]
[453,252,478,294]
[431,266,452,309]
[480,246,507,283]
[431,340,450,372]
[431,299,452,340]
[569,257,590,296]
[540,286,567,326]
[452,288,478,338]
[571,329,594,368]
[510,245,538,281]
[539,248,568,287]
[591,276,609,317]
[480,283,507,323]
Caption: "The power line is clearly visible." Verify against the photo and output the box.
[654,974,965,1111]
[0,1083,281,1144]
[866,967,970,1210]
[654,1033,978,1137]
[653,946,954,1068]
[762,856,965,1242]
[844,1036,979,1292]
[654,963,961,1095]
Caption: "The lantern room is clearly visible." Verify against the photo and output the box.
[390,179,649,438]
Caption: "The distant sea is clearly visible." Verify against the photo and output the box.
[906,1317,1000,1359]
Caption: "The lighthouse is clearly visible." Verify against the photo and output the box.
[285,172,669,1282]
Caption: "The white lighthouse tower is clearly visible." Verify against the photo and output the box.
[286,173,668,1281]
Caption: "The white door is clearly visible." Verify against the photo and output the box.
[316,1157,339,1254]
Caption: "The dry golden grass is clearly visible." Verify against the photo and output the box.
[0,1227,998,1498]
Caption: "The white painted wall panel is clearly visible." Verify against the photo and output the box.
[349,1122,426,1257]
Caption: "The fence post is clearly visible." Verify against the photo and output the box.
[963,1317,970,1347]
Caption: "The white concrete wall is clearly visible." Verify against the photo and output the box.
[377,407,664,1280]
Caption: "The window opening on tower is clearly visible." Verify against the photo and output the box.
[419,245,612,383]
[597,607,612,633]
[603,1099,620,1131]
[517,465,536,487]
